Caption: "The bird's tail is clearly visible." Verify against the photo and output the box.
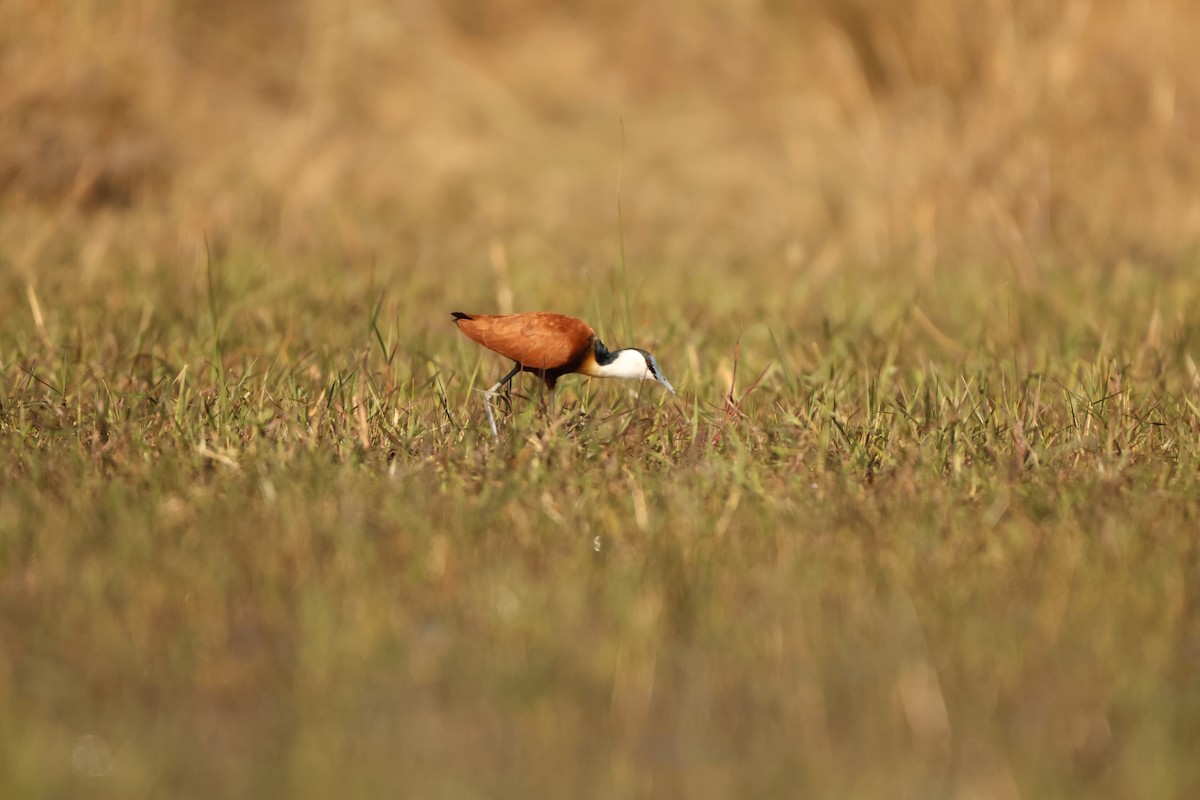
[450,312,473,322]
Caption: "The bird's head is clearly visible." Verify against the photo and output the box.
[594,345,675,394]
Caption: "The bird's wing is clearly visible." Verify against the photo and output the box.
[457,312,594,370]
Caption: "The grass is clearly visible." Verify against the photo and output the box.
[4,1,1200,798]
[5,259,1200,798]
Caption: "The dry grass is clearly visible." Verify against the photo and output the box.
[4,1,1200,798]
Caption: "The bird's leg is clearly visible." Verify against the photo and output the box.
[480,362,522,438]
[536,372,558,427]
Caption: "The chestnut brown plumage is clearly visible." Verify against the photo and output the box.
[452,312,596,389]
[451,311,675,437]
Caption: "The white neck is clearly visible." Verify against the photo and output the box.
[593,349,652,380]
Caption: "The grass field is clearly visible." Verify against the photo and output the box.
[4,1,1200,798]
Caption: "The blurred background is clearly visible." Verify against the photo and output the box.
[3,0,1198,309]
[4,2,1200,798]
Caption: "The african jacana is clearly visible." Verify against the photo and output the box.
[451,311,675,436]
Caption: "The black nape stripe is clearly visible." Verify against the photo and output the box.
[594,338,617,366]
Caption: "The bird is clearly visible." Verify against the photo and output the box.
[451,311,675,437]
